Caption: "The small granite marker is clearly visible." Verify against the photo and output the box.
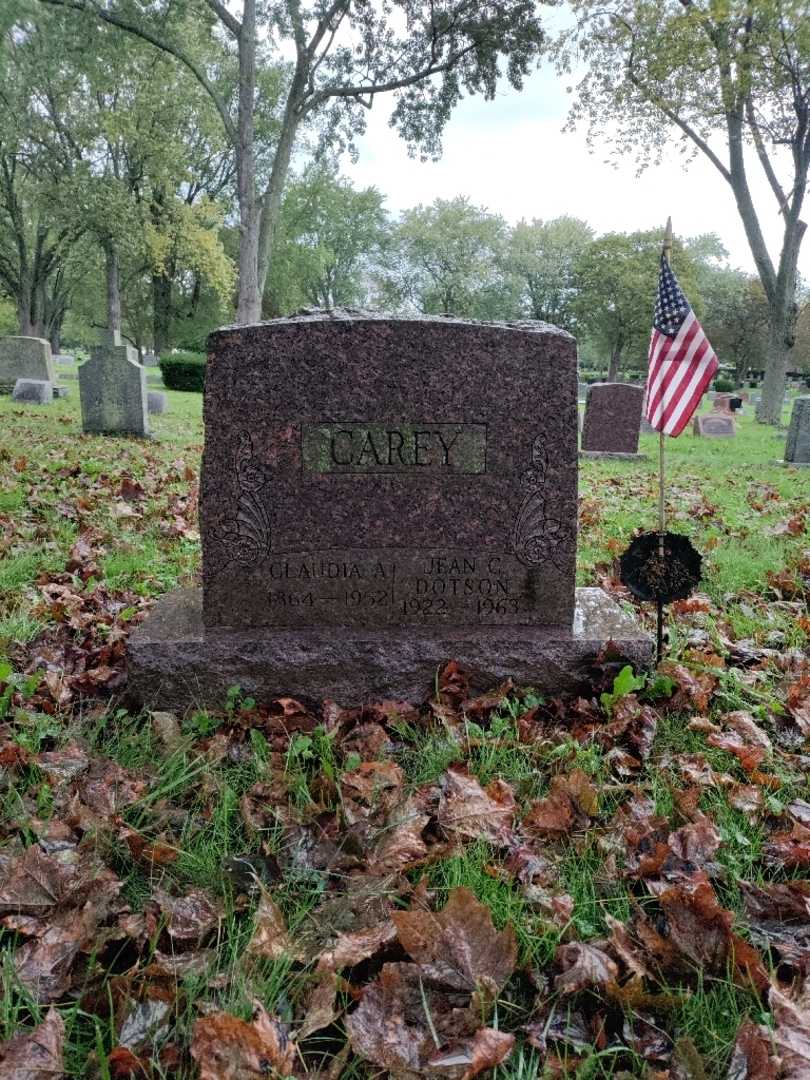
[79,341,149,436]
[693,414,736,437]
[129,312,652,707]
[783,397,810,465]
[12,378,53,404]
[0,336,58,393]
[581,382,645,458]
[148,390,167,415]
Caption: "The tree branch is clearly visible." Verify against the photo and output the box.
[745,95,789,212]
[306,44,477,110]
[37,0,237,143]
[203,0,241,39]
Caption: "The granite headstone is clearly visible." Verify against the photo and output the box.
[0,336,57,393]
[693,414,736,437]
[79,343,149,436]
[129,313,651,707]
[581,382,645,457]
[148,390,167,415]
[12,378,53,404]
[784,397,810,464]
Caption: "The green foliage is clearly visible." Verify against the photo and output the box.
[573,231,703,376]
[507,216,594,330]
[159,351,206,392]
[377,196,521,319]
[599,664,645,717]
[266,164,389,315]
[714,376,736,393]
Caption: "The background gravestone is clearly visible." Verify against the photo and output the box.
[129,313,651,708]
[12,378,53,404]
[693,414,736,437]
[148,390,167,414]
[0,336,56,393]
[784,397,810,464]
[79,343,149,436]
[581,382,645,457]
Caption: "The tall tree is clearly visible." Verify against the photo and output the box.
[507,215,593,329]
[560,0,810,423]
[377,196,520,318]
[573,230,702,380]
[41,0,547,325]
[0,9,86,341]
[266,165,388,314]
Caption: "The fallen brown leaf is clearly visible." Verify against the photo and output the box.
[0,1008,64,1080]
[190,1003,295,1079]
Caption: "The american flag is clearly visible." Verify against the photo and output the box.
[643,256,719,436]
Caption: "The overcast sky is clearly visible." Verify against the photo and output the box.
[343,62,809,282]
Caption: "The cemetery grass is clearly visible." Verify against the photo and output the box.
[2,391,810,1078]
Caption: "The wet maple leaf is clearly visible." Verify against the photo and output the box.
[763,822,810,869]
[707,731,766,773]
[659,662,717,713]
[427,1027,515,1079]
[436,766,515,846]
[347,962,452,1074]
[727,1019,777,1079]
[554,942,619,995]
[0,845,89,916]
[659,881,769,991]
[190,1003,295,1079]
[245,888,303,962]
[739,880,810,971]
[367,792,432,876]
[153,888,222,945]
[785,677,810,737]
[523,770,598,837]
[0,1007,64,1079]
[340,761,405,825]
[437,660,469,707]
[392,886,516,994]
[770,986,810,1079]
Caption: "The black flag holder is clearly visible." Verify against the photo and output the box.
[619,530,703,662]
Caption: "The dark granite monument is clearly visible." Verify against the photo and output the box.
[783,397,810,465]
[693,414,736,437]
[129,313,651,707]
[580,382,645,458]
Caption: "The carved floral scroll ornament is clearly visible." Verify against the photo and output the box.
[512,434,574,572]
[213,431,272,566]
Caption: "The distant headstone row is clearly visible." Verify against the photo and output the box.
[2,333,167,435]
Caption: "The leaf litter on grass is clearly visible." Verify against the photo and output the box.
[4,407,810,1076]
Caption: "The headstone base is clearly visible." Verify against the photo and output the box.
[127,586,653,710]
[776,459,810,468]
[579,451,648,461]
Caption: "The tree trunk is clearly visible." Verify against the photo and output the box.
[607,346,621,382]
[153,273,172,355]
[756,301,796,424]
[256,99,301,307]
[104,242,122,344]
[234,0,260,325]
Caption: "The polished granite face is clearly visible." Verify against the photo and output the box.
[201,313,578,631]
[581,382,644,455]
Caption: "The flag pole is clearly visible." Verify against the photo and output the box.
[657,217,673,663]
